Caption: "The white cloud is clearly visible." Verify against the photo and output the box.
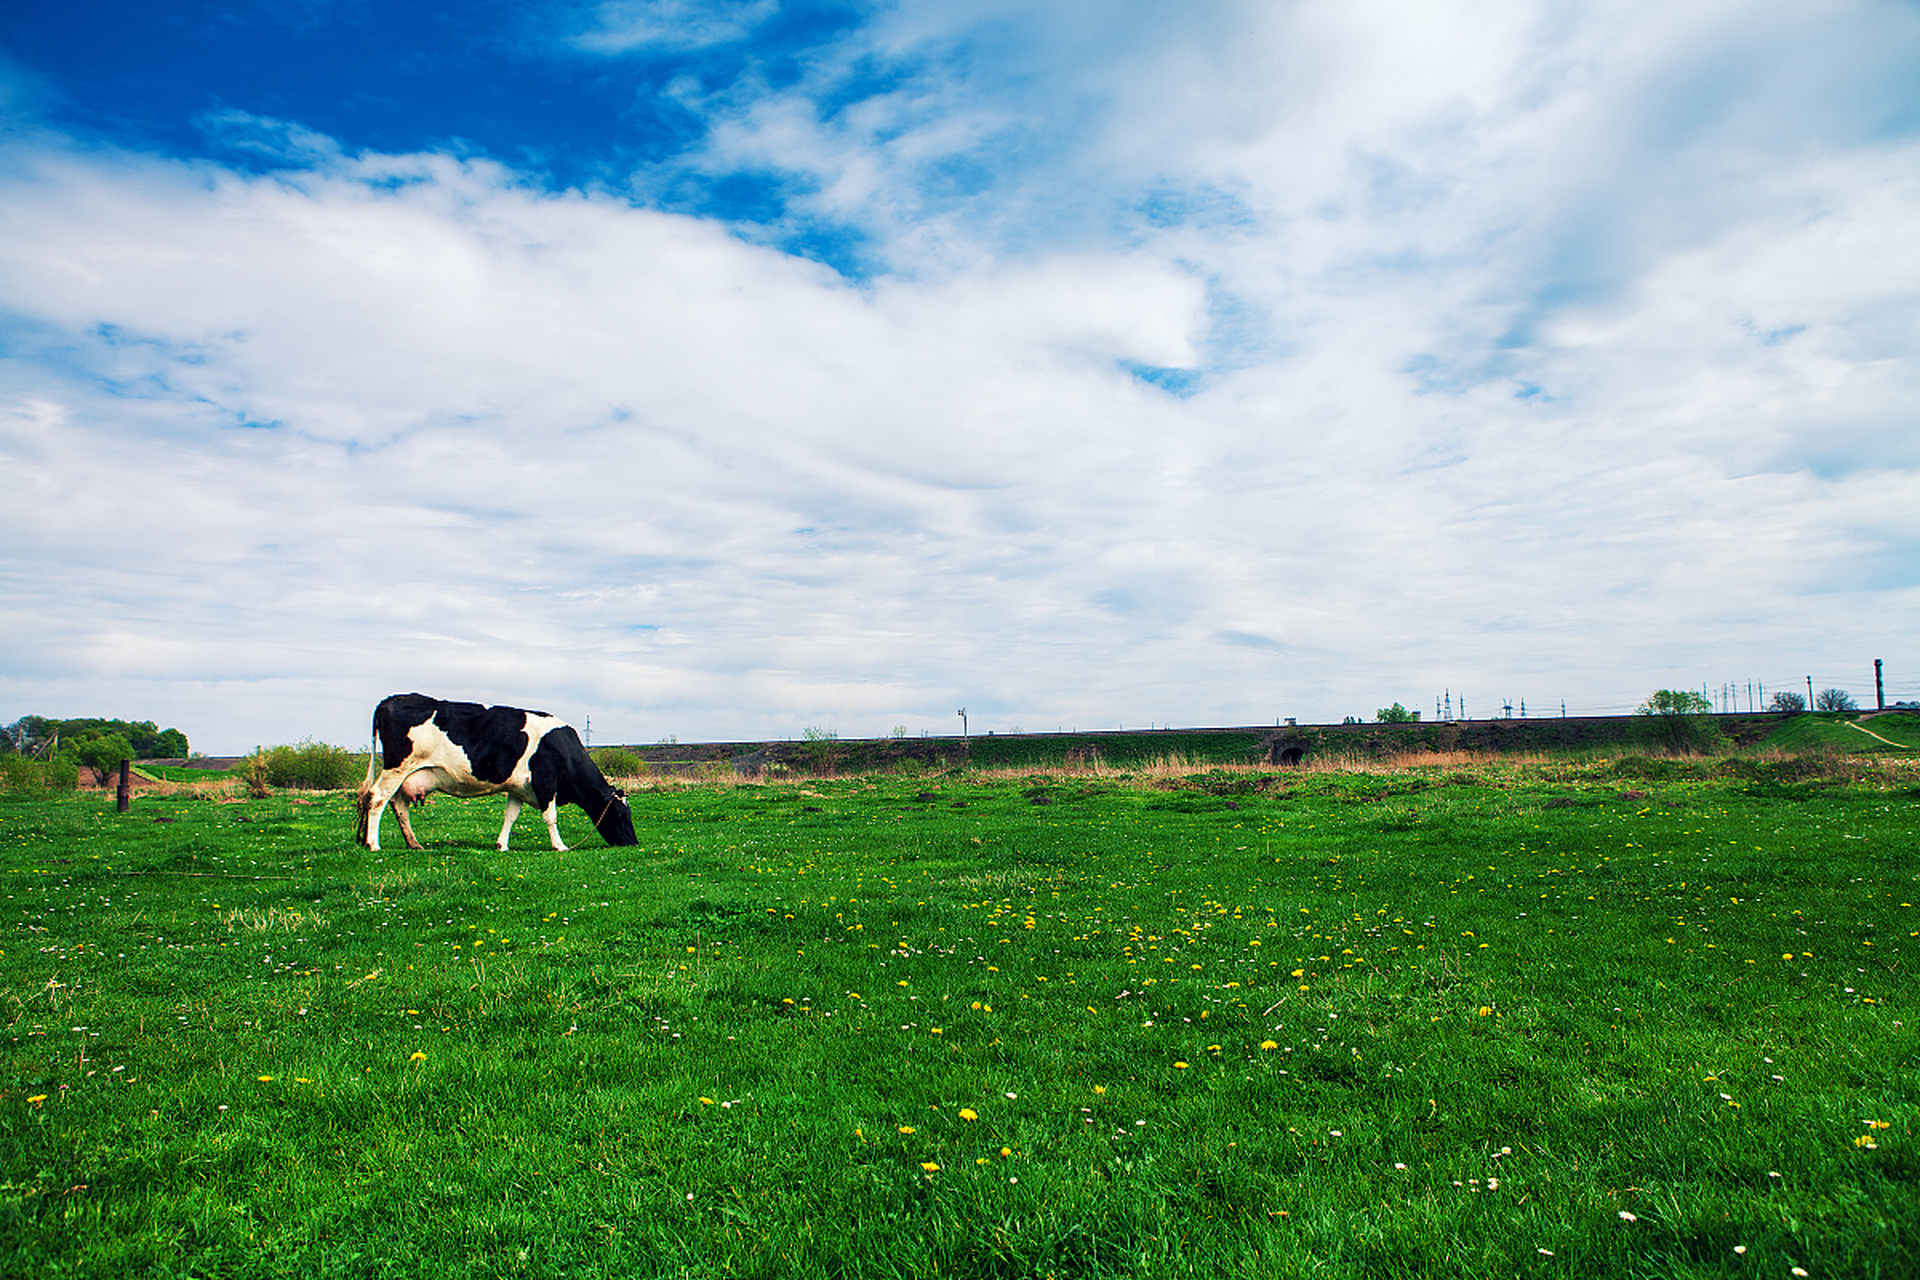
[3,1,1919,747]
[569,0,779,54]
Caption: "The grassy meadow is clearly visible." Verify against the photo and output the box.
[2,753,1917,1278]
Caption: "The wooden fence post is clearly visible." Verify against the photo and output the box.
[117,759,131,813]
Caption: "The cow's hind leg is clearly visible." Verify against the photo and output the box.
[392,796,424,850]
[497,797,523,851]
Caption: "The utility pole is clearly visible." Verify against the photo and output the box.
[957,708,968,739]
[1807,676,1814,708]
[1876,659,1884,710]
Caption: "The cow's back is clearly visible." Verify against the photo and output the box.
[373,694,549,785]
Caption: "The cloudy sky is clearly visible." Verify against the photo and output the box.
[2,1,1916,753]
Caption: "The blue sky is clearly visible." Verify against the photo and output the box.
[3,1,1918,750]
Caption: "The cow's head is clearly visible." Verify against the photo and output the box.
[592,788,639,847]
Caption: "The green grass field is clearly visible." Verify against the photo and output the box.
[3,759,1916,1278]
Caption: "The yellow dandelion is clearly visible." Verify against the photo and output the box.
[1174,1061,1189,1070]
[27,1094,48,1105]
[898,1125,915,1135]
[409,1051,427,1062]
[1094,1084,1107,1093]
[1477,1006,1492,1016]
[959,1108,978,1121]
[920,1162,939,1172]
[1261,1040,1279,1051]
[257,1075,274,1082]
[1000,1147,1012,1158]
[700,1097,716,1105]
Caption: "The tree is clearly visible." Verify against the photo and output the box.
[68,734,135,786]
[1633,689,1722,753]
[1769,690,1806,713]
[1374,703,1419,723]
[5,715,188,758]
[1635,690,1712,717]
[1814,688,1858,712]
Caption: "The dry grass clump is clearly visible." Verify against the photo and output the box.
[223,904,326,933]
[73,772,247,800]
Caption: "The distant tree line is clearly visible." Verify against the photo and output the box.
[2,715,192,789]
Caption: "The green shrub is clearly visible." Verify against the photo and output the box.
[592,748,646,778]
[1,755,79,795]
[250,740,366,791]
[1632,689,1725,753]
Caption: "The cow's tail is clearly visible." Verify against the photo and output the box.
[361,709,382,792]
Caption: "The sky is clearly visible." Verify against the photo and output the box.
[2,0,1917,753]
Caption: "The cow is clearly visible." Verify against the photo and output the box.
[355,693,637,852]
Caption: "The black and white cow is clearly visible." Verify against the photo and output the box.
[355,693,637,852]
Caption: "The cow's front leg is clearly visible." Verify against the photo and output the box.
[360,774,403,851]
[542,800,569,852]
[497,796,523,851]
[393,796,424,850]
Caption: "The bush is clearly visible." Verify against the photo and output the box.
[1770,691,1806,713]
[1375,703,1419,723]
[802,726,840,773]
[250,740,366,791]
[1,755,79,795]
[1633,690,1724,754]
[592,748,645,778]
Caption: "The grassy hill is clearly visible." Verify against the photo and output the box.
[1759,711,1920,755]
